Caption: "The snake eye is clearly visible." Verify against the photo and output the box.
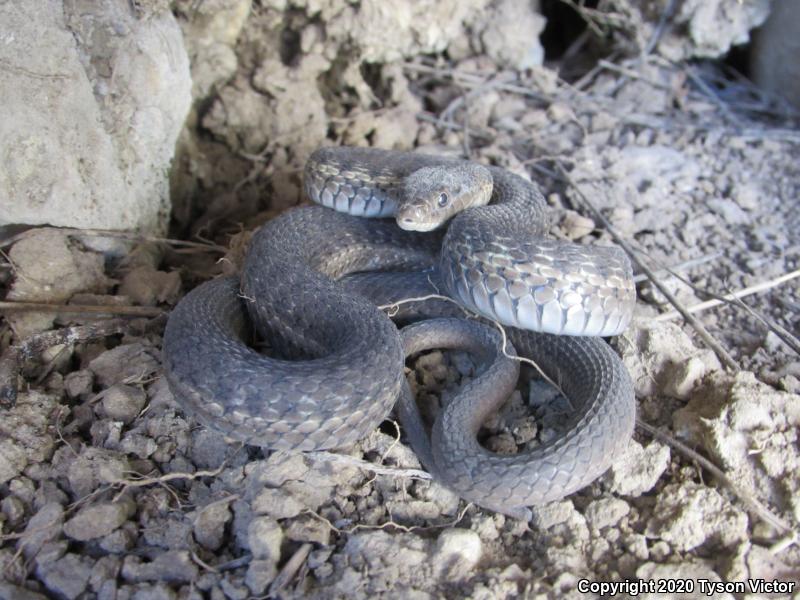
[438,192,449,207]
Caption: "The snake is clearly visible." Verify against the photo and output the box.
[162,147,637,519]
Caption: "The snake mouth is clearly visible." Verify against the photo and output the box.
[397,216,439,232]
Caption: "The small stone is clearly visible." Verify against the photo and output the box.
[121,550,198,583]
[101,384,147,423]
[246,517,283,561]
[431,529,482,580]
[118,266,181,306]
[89,343,159,387]
[18,502,64,560]
[251,488,305,520]
[560,210,595,240]
[663,356,706,399]
[584,497,631,530]
[529,500,576,529]
[64,501,134,541]
[245,559,278,595]
[0,439,28,485]
[99,524,137,554]
[1,496,25,527]
[645,482,748,552]
[285,515,330,545]
[193,500,233,551]
[64,370,94,399]
[0,582,48,600]
[36,553,92,600]
[130,583,178,600]
[604,439,670,497]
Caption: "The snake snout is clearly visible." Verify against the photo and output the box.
[396,206,438,232]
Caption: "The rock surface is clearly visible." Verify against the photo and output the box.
[0,0,191,234]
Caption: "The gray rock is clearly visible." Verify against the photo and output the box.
[101,384,147,424]
[1,496,25,527]
[0,582,48,600]
[17,502,64,560]
[0,0,191,234]
[130,583,178,600]
[121,550,198,583]
[66,448,131,498]
[245,560,278,596]
[63,500,134,541]
[431,529,482,580]
[645,482,749,552]
[64,370,95,399]
[477,0,546,69]
[250,487,305,520]
[99,524,138,554]
[0,440,28,486]
[246,517,283,561]
[36,553,93,600]
[584,497,631,530]
[604,439,671,497]
[193,500,233,551]
[285,515,331,545]
[89,343,160,387]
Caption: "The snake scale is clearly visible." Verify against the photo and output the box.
[163,147,637,519]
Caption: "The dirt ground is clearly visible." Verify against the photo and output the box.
[1,2,800,599]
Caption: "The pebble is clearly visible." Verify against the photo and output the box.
[1,495,26,527]
[645,482,748,552]
[245,559,278,595]
[0,583,48,600]
[0,439,28,485]
[250,487,305,520]
[64,500,134,541]
[64,369,94,399]
[89,343,160,388]
[18,502,64,560]
[121,550,198,583]
[662,356,706,400]
[431,529,482,580]
[560,210,595,240]
[101,384,147,423]
[193,500,233,551]
[604,439,670,497]
[36,553,93,600]
[584,497,631,530]
[285,515,331,545]
[246,517,283,561]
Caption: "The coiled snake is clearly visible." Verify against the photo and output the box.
[163,147,636,519]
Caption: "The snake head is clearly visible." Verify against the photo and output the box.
[397,163,493,231]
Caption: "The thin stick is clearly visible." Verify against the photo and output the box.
[654,269,800,323]
[0,319,130,405]
[268,543,313,596]
[0,227,227,253]
[637,419,795,540]
[307,451,432,480]
[555,162,740,371]
[0,300,164,318]
[632,252,721,283]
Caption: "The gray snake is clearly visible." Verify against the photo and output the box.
[163,147,636,518]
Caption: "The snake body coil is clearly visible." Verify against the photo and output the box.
[163,147,636,517]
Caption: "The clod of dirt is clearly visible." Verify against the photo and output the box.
[6,230,113,337]
[118,266,182,307]
[645,481,749,552]
[673,371,800,518]
[88,343,161,388]
[99,384,148,424]
[604,439,671,497]
[63,498,136,542]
